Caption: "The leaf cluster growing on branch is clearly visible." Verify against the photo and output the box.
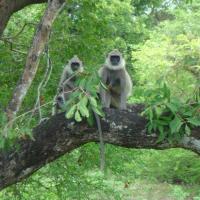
[143,81,200,142]
[65,72,104,125]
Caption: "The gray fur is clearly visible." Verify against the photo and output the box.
[99,50,132,109]
[52,55,83,115]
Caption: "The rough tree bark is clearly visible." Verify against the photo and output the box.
[0,105,200,191]
[6,0,65,124]
[0,0,47,37]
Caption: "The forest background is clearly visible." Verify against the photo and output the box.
[0,0,200,199]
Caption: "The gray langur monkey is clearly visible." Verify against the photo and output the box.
[98,49,132,110]
[52,55,84,115]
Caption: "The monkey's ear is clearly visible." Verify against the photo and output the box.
[68,61,71,66]
[104,52,108,58]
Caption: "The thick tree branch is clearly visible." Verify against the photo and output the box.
[0,105,200,191]
[0,0,47,37]
[6,0,65,124]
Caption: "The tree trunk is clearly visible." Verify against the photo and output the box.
[0,0,47,38]
[0,0,11,37]
[0,105,200,191]
[6,0,65,124]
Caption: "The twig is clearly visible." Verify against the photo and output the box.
[1,38,26,55]
[31,41,52,122]
[78,87,105,171]
[59,71,80,92]
[43,46,52,88]
[1,23,36,40]
[6,0,66,129]
[3,101,53,135]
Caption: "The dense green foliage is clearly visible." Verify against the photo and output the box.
[142,82,200,142]
[64,72,104,125]
[132,2,200,142]
[0,0,200,199]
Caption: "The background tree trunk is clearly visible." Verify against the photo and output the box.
[5,0,65,124]
[0,105,200,191]
[0,0,47,38]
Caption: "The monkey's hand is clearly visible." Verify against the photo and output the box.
[100,81,109,91]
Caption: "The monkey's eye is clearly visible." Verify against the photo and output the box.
[71,62,80,71]
[110,55,120,66]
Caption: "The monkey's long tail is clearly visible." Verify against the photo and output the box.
[94,112,105,171]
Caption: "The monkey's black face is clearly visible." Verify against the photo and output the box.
[71,62,80,71]
[56,96,64,108]
[57,96,64,103]
[110,55,120,66]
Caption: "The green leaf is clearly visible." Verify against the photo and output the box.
[163,82,170,101]
[149,108,153,123]
[68,91,80,99]
[78,95,90,118]
[87,115,94,127]
[75,111,82,122]
[147,122,153,134]
[155,120,168,126]
[169,116,183,134]
[154,106,163,118]
[76,78,87,88]
[66,105,76,119]
[156,126,166,143]
[158,125,164,135]
[161,116,173,122]
[183,110,193,117]
[185,125,191,136]
[0,137,5,149]
[82,96,88,105]
[89,97,98,107]
[92,106,104,117]
[187,117,200,126]
[166,103,178,114]
[79,104,90,118]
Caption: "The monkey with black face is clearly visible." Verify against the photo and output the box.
[52,55,84,115]
[98,49,132,110]
[58,55,83,90]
